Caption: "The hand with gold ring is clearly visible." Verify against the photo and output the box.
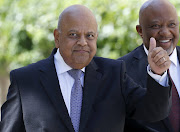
[148,37,171,75]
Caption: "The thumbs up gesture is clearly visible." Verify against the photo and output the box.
[148,37,171,75]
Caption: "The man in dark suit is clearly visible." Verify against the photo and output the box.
[120,0,180,132]
[1,4,172,132]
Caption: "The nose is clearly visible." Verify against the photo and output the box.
[77,35,87,46]
[159,26,171,37]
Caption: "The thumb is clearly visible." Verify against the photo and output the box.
[149,37,156,52]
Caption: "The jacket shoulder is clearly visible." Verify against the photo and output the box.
[10,57,51,78]
[93,56,125,67]
[119,45,143,61]
[92,56,126,75]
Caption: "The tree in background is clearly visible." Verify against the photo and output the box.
[0,0,179,106]
[0,0,179,73]
[0,0,180,106]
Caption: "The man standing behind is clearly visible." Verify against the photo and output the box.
[120,0,180,132]
[1,4,171,132]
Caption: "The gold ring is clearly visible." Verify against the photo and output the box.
[163,57,166,61]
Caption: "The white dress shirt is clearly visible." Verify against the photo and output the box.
[143,45,179,96]
[54,48,85,115]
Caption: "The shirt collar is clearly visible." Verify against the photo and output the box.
[169,47,178,67]
[54,48,85,75]
[143,44,178,67]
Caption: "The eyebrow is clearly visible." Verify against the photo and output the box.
[68,30,78,32]
[87,32,96,35]
[150,20,160,23]
[68,30,96,34]
[168,20,178,23]
[151,19,177,23]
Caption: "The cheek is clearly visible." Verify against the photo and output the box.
[169,28,179,46]
[147,30,157,37]
[89,42,97,55]
[143,30,158,44]
[174,29,179,38]
[173,33,179,46]
[143,27,158,37]
[141,30,156,49]
[59,43,73,57]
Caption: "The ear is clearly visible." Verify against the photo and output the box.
[136,25,143,38]
[54,29,60,48]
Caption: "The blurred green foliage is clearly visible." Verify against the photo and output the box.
[0,0,180,74]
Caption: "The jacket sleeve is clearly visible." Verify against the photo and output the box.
[0,70,26,132]
[121,61,171,122]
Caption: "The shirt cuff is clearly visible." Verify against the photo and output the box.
[147,65,169,87]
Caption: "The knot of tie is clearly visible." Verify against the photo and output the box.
[68,69,82,80]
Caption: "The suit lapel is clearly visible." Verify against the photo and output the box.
[39,50,74,132]
[79,59,103,132]
[132,45,148,87]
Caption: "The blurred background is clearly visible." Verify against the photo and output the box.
[0,0,180,112]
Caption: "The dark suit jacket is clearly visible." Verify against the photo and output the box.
[1,48,171,132]
[119,45,180,132]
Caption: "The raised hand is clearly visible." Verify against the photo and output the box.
[148,37,171,75]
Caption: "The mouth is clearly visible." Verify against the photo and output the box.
[157,39,174,55]
[157,39,173,48]
[74,50,89,53]
[159,39,171,43]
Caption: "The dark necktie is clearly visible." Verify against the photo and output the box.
[68,69,82,132]
[168,70,180,132]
